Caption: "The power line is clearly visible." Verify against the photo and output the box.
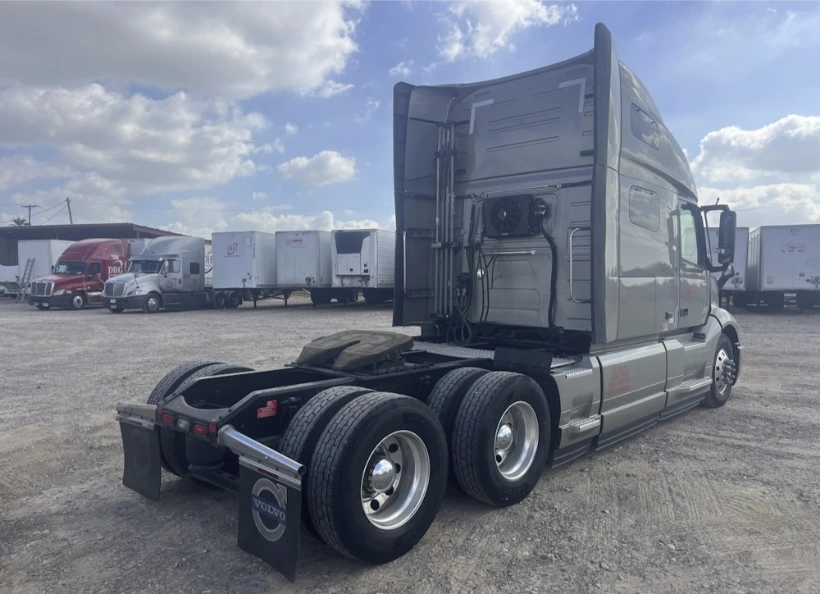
[21,203,39,224]
[40,205,68,225]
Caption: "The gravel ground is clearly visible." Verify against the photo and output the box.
[1,297,819,594]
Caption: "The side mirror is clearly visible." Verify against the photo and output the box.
[717,210,736,266]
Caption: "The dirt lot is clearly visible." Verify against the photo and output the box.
[1,297,819,594]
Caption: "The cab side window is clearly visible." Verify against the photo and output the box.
[87,262,101,276]
[168,260,180,273]
[680,208,701,267]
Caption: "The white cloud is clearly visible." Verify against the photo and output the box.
[691,115,820,184]
[316,80,355,98]
[278,151,357,187]
[389,60,414,77]
[252,192,268,201]
[285,123,298,135]
[437,0,578,62]
[0,84,269,195]
[0,156,72,191]
[0,2,364,99]
[354,99,380,124]
[690,114,820,229]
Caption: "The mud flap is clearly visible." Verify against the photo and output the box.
[237,459,301,582]
[119,421,162,501]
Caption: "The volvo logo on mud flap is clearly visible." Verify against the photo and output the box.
[251,478,287,542]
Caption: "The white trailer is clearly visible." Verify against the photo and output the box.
[13,240,74,297]
[331,229,395,305]
[212,231,284,308]
[746,224,820,309]
[276,231,353,305]
[709,226,748,305]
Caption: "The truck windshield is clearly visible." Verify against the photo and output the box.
[128,260,163,274]
[53,261,86,275]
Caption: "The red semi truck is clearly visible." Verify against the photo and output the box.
[28,238,147,310]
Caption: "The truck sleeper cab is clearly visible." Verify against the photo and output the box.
[115,23,742,582]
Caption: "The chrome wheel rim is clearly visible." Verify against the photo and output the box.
[147,297,159,312]
[495,401,539,481]
[72,295,83,309]
[714,348,731,395]
[361,430,430,531]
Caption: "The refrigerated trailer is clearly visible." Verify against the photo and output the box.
[275,230,356,306]
[4,240,74,298]
[746,225,820,310]
[211,231,288,308]
[115,23,742,582]
[331,229,395,305]
[709,227,748,306]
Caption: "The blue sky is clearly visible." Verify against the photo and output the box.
[0,1,818,233]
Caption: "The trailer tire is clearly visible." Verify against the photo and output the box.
[426,367,489,488]
[279,385,373,539]
[227,291,242,308]
[158,362,253,477]
[308,392,448,563]
[143,292,161,313]
[452,372,551,507]
[702,334,736,409]
[213,291,226,309]
[310,290,331,306]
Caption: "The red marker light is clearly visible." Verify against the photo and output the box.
[209,424,218,434]
[193,424,208,437]
[161,413,175,425]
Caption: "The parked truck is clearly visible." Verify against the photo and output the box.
[331,229,395,305]
[3,239,74,300]
[103,236,212,313]
[276,230,356,305]
[709,226,749,307]
[212,231,288,308]
[114,24,742,582]
[28,238,146,310]
[745,225,820,310]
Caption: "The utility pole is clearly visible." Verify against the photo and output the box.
[66,197,74,224]
[21,203,39,225]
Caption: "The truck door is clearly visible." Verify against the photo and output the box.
[86,261,103,304]
[678,204,709,328]
[161,259,183,293]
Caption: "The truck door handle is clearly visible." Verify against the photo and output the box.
[680,308,688,317]
[665,311,675,320]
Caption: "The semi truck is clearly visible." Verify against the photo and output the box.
[28,238,146,310]
[114,23,742,582]
[276,230,356,306]
[103,236,213,313]
[212,231,288,308]
[708,226,749,307]
[331,229,395,305]
[2,239,74,299]
[745,224,820,310]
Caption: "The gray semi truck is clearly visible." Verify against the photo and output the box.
[114,23,741,581]
[103,237,213,313]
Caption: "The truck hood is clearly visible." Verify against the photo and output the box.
[33,274,83,286]
[107,273,159,285]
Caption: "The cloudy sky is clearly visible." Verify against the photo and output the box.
[0,1,818,235]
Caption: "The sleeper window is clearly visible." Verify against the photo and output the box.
[629,186,660,232]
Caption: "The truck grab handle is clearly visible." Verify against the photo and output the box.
[569,227,591,304]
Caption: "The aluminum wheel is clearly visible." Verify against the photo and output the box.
[361,430,430,531]
[714,348,732,395]
[71,294,85,310]
[145,295,160,313]
[494,401,539,481]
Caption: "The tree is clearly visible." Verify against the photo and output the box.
[9,217,30,226]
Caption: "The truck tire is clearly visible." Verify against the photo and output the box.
[146,361,222,474]
[452,372,551,507]
[426,367,489,488]
[70,293,86,310]
[36,303,49,310]
[311,290,331,306]
[278,385,373,538]
[143,292,161,313]
[702,334,737,409]
[213,291,226,309]
[308,392,448,563]
[158,362,253,477]
[227,291,242,308]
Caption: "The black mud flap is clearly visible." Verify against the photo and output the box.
[119,421,162,501]
[237,459,301,582]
